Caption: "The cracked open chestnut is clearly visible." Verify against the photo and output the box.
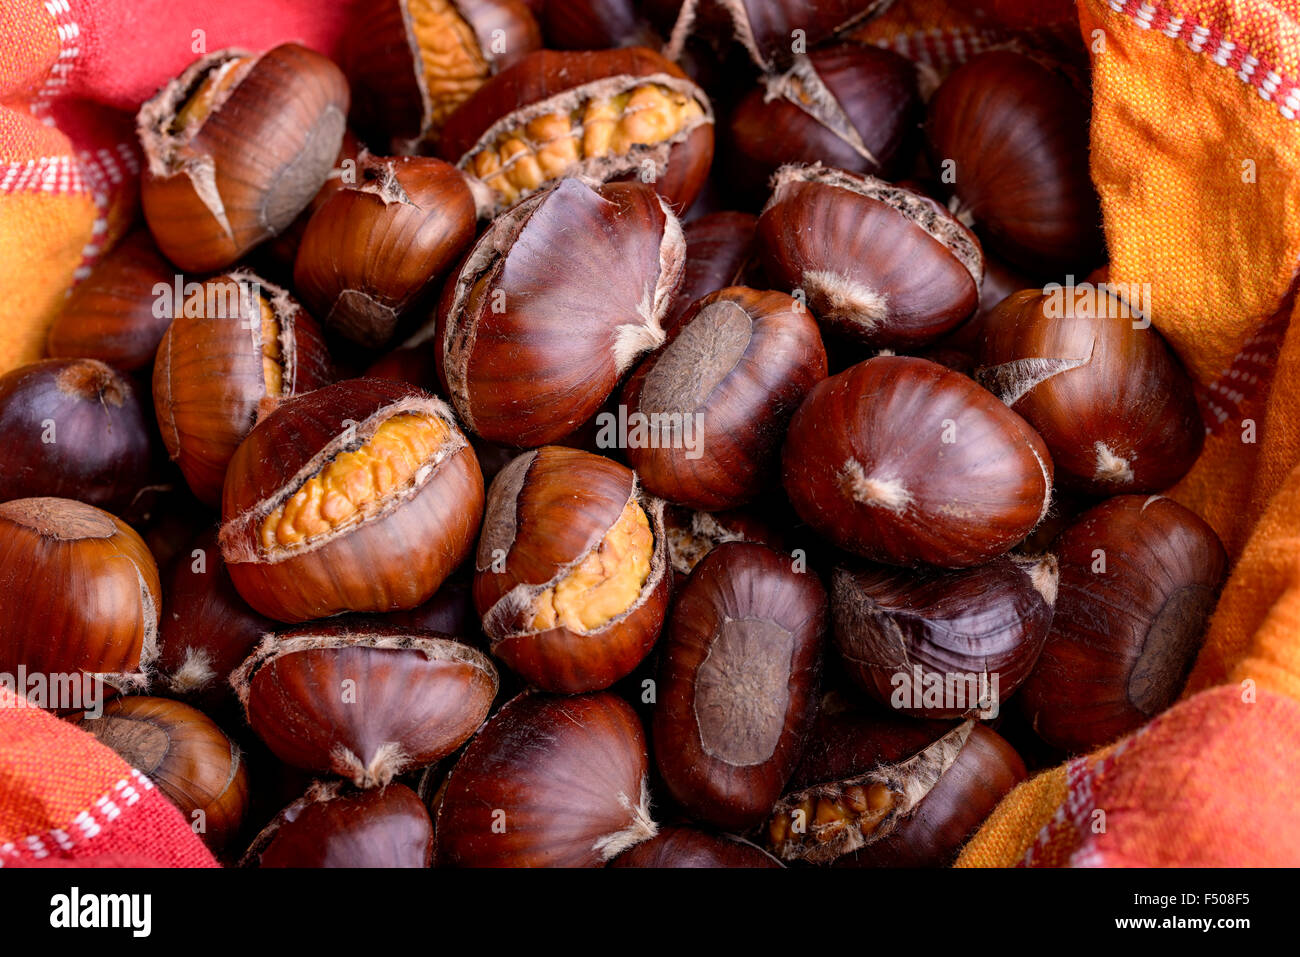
[438,47,714,215]
[729,43,921,192]
[432,178,685,447]
[473,446,669,692]
[925,49,1104,274]
[435,691,657,867]
[137,44,349,271]
[243,781,433,868]
[653,541,825,831]
[758,165,983,349]
[153,271,334,506]
[831,553,1058,719]
[293,154,477,348]
[1018,495,1228,753]
[976,288,1205,495]
[782,356,1053,568]
[666,0,894,71]
[231,624,497,787]
[765,707,1025,866]
[77,696,249,853]
[0,497,160,694]
[219,378,484,622]
[0,359,153,513]
[344,0,541,154]
[620,286,827,510]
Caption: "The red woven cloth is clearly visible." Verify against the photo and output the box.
[0,687,216,867]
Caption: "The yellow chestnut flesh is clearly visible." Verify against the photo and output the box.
[530,500,654,633]
[260,412,450,550]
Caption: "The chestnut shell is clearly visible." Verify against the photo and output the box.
[219,378,485,622]
[653,541,826,831]
[435,691,657,867]
[782,356,1053,568]
[1018,495,1228,753]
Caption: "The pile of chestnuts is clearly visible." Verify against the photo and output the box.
[1,0,1227,869]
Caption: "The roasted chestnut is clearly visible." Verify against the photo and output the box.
[45,230,176,372]
[925,50,1104,274]
[293,154,478,348]
[77,696,249,852]
[729,43,921,192]
[231,624,497,787]
[1018,495,1228,753]
[137,44,349,271]
[782,356,1053,568]
[610,825,782,867]
[157,528,273,708]
[0,359,152,512]
[758,165,983,348]
[153,271,334,505]
[344,0,541,154]
[653,541,825,831]
[976,288,1205,495]
[432,179,685,447]
[0,497,160,694]
[620,286,826,509]
[831,554,1058,718]
[666,211,762,331]
[438,47,714,215]
[219,379,484,622]
[765,708,1025,866]
[473,447,669,692]
[242,781,433,868]
[435,691,657,867]
[667,0,894,70]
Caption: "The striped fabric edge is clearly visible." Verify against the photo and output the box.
[1103,0,1300,120]
[0,769,156,867]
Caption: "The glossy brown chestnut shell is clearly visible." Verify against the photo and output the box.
[609,825,782,867]
[438,47,714,215]
[758,165,983,348]
[45,230,175,372]
[0,359,153,512]
[542,0,661,49]
[435,691,657,867]
[242,781,433,868]
[831,554,1058,719]
[621,286,826,510]
[77,696,249,852]
[766,708,1025,866]
[1018,495,1228,753]
[782,356,1053,568]
[231,624,497,787]
[729,43,921,189]
[666,211,762,331]
[157,528,274,707]
[976,288,1205,495]
[344,0,541,154]
[667,0,894,71]
[137,44,349,272]
[0,497,160,693]
[153,271,334,506]
[925,50,1104,274]
[653,541,826,831]
[219,379,485,622]
[473,447,670,693]
[293,154,478,348]
[431,179,685,447]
